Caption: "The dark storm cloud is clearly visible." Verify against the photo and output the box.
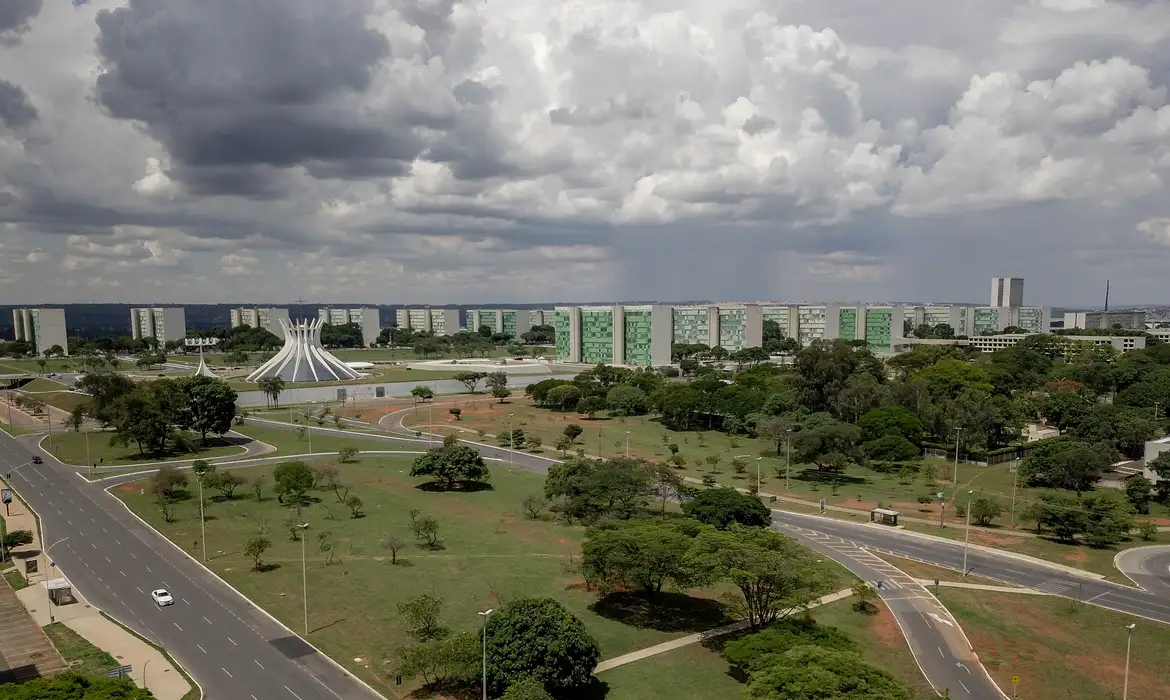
[0,0,41,44]
[91,0,417,194]
[0,79,38,128]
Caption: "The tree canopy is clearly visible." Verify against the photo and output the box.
[484,597,600,696]
[682,488,771,529]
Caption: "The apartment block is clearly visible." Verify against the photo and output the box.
[990,277,1025,307]
[230,307,290,340]
[12,308,68,356]
[1064,311,1147,330]
[670,304,763,352]
[395,307,460,337]
[130,307,186,343]
[318,307,380,347]
[553,305,673,367]
[469,309,555,336]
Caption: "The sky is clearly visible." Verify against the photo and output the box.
[1,0,1169,308]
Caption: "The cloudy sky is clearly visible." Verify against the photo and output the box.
[1,0,1169,307]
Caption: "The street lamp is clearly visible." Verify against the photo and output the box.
[624,431,631,458]
[478,608,494,700]
[961,489,974,576]
[192,462,210,562]
[756,457,763,494]
[508,413,515,470]
[297,522,310,635]
[1123,623,1136,700]
[43,536,69,624]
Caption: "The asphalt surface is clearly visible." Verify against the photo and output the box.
[1114,546,1170,596]
[0,431,383,700]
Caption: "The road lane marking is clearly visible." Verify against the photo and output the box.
[66,519,72,525]
[312,675,344,699]
[114,539,121,545]
[197,644,206,653]
[136,587,143,593]
[928,613,955,627]
[228,637,237,646]
[285,686,304,700]
[129,552,136,558]
[203,616,212,624]
[183,599,190,605]
[938,646,945,658]
[958,680,970,693]
[120,570,126,577]
[91,543,97,549]
[174,623,183,631]
[255,660,264,669]
[145,566,152,573]
[1086,592,1109,603]
[222,667,233,678]
[104,556,111,562]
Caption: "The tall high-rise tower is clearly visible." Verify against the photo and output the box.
[990,277,1024,307]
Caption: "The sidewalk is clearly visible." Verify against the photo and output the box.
[595,588,854,673]
[1,481,191,700]
[911,579,1050,594]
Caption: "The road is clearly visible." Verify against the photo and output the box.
[0,431,383,700]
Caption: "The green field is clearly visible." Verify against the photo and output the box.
[939,589,1170,700]
[0,358,86,374]
[16,378,90,414]
[231,421,399,457]
[115,455,757,697]
[44,429,249,466]
[43,622,119,680]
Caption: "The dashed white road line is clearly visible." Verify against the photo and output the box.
[285,686,304,700]
[228,637,237,646]
[197,644,206,654]
[222,667,233,678]
[173,622,183,631]
[255,660,264,669]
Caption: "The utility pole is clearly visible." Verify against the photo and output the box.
[961,490,974,575]
[298,522,310,635]
[478,609,494,700]
[1123,623,1135,700]
[192,463,210,562]
[952,427,963,497]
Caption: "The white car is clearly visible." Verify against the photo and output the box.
[151,589,174,607]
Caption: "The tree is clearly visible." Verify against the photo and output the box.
[792,422,863,473]
[544,457,654,522]
[722,618,859,675]
[273,461,314,504]
[412,513,441,547]
[67,404,86,432]
[1125,476,1153,514]
[175,376,237,443]
[554,435,573,455]
[486,371,509,392]
[682,488,771,529]
[396,633,478,690]
[384,535,406,564]
[856,406,923,444]
[257,376,284,408]
[244,536,271,571]
[548,385,582,411]
[969,497,1004,526]
[344,493,364,518]
[492,386,512,403]
[207,470,245,499]
[448,407,462,421]
[1150,452,1170,501]
[522,493,547,519]
[398,593,449,642]
[745,646,911,700]
[410,385,435,404]
[851,580,879,613]
[150,465,188,502]
[250,474,266,501]
[410,436,491,488]
[0,674,155,699]
[581,519,704,594]
[484,597,600,696]
[501,677,554,700]
[687,525,832,629]
[576,395,606,418]
[606,384,649,416]
[563,424,583,442]
[1049,443,1114,494]
[454,371,487,393]
[339,446,358,463]
[1040,388,1095,433]
[861,435,919,464]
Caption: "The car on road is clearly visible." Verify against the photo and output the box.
[31,456,42,464]
[151,589,174,607]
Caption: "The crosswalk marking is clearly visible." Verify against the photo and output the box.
[1033,578,1076,595]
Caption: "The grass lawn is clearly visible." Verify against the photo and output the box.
[939,589,1170,700]
[15,377,90,414]
[44,430,249,466]
[0,358,86,374]
[43,622,118,680]
[598,643,744,700]
[3,567,28,591]
[0,424,36,437]
[231,422,412,458]
[113,455,769,697]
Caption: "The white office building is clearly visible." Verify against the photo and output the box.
[130,307,186,343]
[318,307,380,347]
[12,308,68,356]
[395,307,461,336]
[230,307,290,340]
[990,277,1025,307]
[1064,311,1147,331]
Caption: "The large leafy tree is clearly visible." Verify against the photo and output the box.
[0,674,155,699]
[1039,386,1095,433]
[855,406,923,444]
[273,461,314,504]
[410,434,491,488]
[544,457,654,522]
[581,519,705,594]
[484,598,600,696]
[682,488,771,530]
[174,376,238,443]
[745,646,911,700]
[792,421,862,473]
[792,339,881,413]
[687,525,833,629]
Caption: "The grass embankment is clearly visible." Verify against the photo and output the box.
[15,377,90,414]
[939,589,1170,700]
[42,623,119,680]
[45,430,249,466]
[116,455,798,697]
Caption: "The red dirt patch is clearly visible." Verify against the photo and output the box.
[113,483,141,493]
[969,531,1027,548]
[867,605,903,648]
[1061,547,1088,565]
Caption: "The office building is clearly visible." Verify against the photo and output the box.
[467,309,553,336]
[990,277,1025,307]
[669,304,764,352]
[12,308,68,356]
[395,307,460,337]
[905,333,1145,354]
[130,307,186,343]
[553,305,673,366]
[1063,311,1147,330]
[230,307,290,340]
[318,307,380,347]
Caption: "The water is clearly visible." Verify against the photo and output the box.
[235,373,578,407]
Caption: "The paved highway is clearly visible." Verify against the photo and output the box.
[0,431,383,700]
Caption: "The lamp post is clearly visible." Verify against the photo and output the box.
[43,536,70,624]
[192,462,210,562]
[143,659,150,692]
[1123,623,1136,700]
[624,431,630,458]
[952,427,963,494]
[508,413,515,470]
[756,457,763,494]
[961,489,974,576]
[478,608,494,700]
[297,522,310,635]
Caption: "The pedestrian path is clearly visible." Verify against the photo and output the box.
[594,588,854,673]
[911,579,1050,594]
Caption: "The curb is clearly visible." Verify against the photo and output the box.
[1112,544,1170,592]
[103,479,389,700]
